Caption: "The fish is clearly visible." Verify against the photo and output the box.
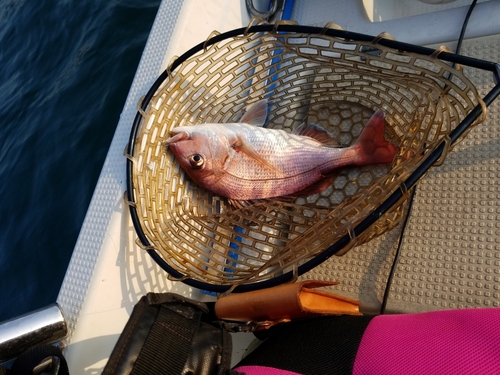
[165,99,398,207]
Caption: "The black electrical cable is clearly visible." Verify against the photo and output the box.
[455,0,478,65]
[380,0,478,314]
[380,187,417,314]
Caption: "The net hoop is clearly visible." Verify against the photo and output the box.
[126,22,497,293]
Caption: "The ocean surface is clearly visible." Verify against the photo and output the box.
[0,0,160,322]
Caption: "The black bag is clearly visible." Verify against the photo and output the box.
[102,293,233,375]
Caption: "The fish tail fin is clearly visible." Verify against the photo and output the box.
[353,110,398,165]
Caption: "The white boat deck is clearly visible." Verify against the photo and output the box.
[56,0,500,372]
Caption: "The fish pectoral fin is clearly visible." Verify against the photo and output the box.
[228,198,261,209]
[231,136,283,175]
[240,99,268,126]
[293,123,340,147]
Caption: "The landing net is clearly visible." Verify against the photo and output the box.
[126,21,496,292]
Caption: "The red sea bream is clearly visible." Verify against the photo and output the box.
[165,99,398,206]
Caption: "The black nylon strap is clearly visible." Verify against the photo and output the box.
[9,344,69,375]
[102,297,157,375]
[103,293,229,375]
[131,303,202,375]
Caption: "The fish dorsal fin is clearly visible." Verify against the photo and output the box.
[293,123,340,147]
[240,99,268,126]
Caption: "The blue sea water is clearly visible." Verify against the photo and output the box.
[0,0,160,322]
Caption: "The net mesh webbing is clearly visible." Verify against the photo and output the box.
[128,23,486,289]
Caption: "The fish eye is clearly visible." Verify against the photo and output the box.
[189,154,204,169]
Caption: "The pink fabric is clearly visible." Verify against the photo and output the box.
[234,366,303,375]
[353,308,500,375]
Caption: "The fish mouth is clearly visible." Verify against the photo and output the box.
[165,130,189,145]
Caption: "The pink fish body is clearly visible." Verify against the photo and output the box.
[166,100,398,205]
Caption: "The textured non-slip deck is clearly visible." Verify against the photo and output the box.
[301,35,500,314]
